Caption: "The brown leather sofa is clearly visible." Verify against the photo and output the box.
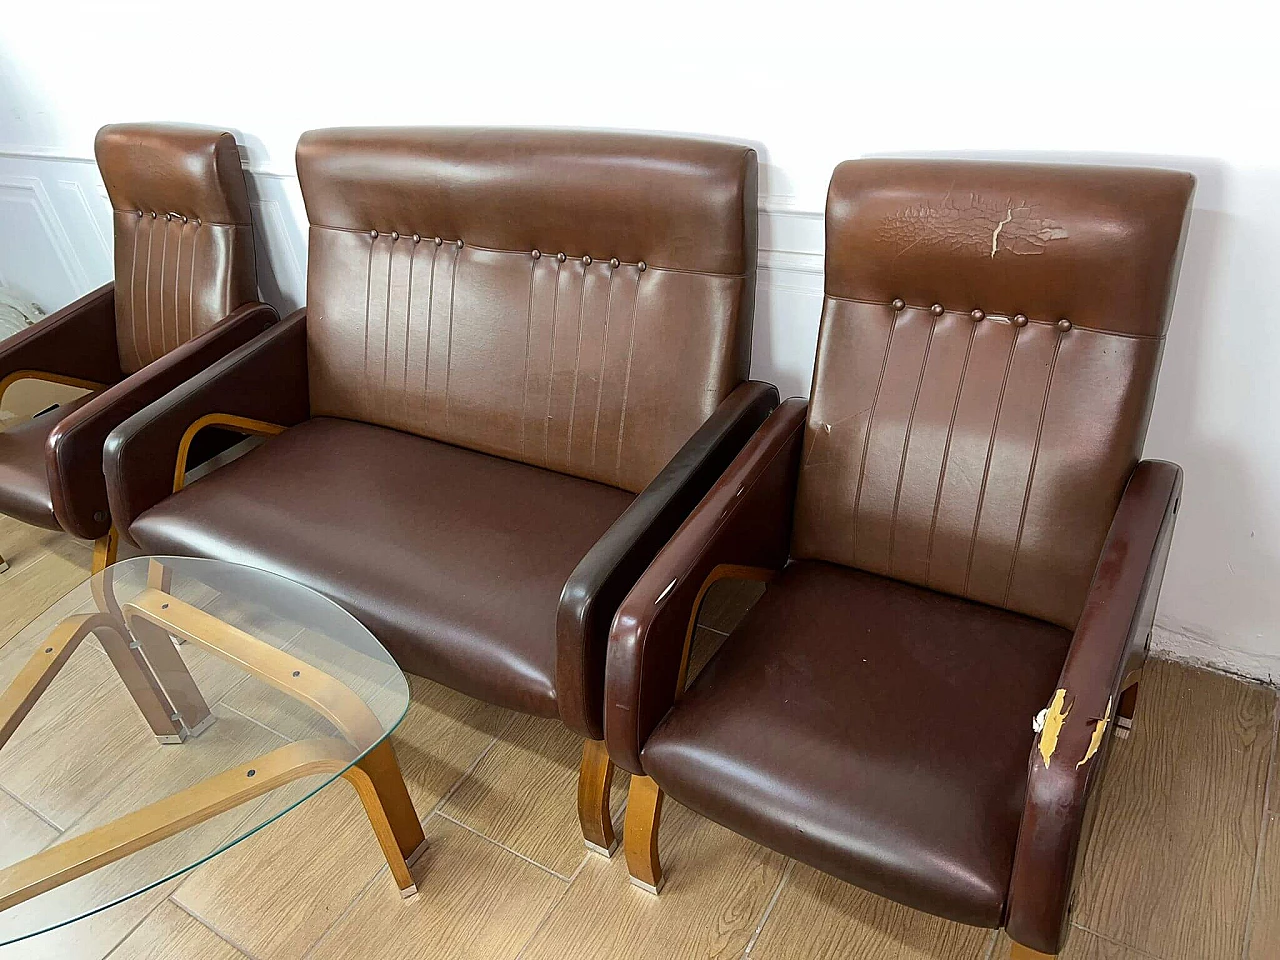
[0,123,274,574]
[605,160,1194,958]
[102,127,776,854]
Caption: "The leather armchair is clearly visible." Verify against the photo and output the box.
[103,127,775,856]
[605,159,1194,958]
[0,123,271,573]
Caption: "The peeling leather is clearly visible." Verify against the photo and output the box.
[879,193,1068,258]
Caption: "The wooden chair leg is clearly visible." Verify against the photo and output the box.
[1009,941,1057,959]
[91,528,119,574]
[624,775,665,894]
[578,739,617,856]
[1116,679,1140,740]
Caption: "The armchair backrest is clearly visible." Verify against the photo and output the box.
[96,123,259,374]
[792,160,1194,629]
[295,127,757,494]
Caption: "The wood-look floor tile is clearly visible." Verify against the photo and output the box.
[991,927,1153,959]
[520,799,786,960]
[0,789,57,870]
[441,713,627,877]
[106,901,247,960]
[0,541,90,646]
[172,675,506,959]
[1073,659,1273,960]
[696,578,766,636]
[0,885,176,960]
[171,784,391,960]
[1244,697,1280,959]
[748,864,992,960]
[0,708,285,954]
[0,643,158,827]
[686,625,729,686]
[308,815,564,960]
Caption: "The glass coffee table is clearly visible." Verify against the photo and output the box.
[0,556,425,946]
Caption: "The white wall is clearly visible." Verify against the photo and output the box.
[1,1,1277,677]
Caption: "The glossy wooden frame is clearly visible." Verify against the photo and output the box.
[173,414,286,493]
[623,563,776,894]
[0,580,425,915]
[0,370,108,411]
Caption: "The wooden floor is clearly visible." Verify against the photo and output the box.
[3,514,1280,960]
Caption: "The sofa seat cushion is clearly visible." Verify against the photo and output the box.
[130,416,634,718]
[0,393,98,530]
[641,559,1072,928]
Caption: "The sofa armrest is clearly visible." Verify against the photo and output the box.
[104,310,310,545]
[0,284,123,396]
[46,302,280,540]
[1005,459,1182,955]
[555,380,780,741]
[603,397,807,773]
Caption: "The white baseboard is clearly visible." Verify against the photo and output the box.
[1152,620,1280,687]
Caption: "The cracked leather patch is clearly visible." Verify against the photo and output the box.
[879,193,1069,258]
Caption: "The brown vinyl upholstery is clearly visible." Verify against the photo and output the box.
[0,126,270,544]
[605,160,1194,956]
[296,128,757,493]
[108,128,771,743]
[792,161,1192,629]
[97,123,259,374]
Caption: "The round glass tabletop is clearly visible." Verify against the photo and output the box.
[0,556,413,946]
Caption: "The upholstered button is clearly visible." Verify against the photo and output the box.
[136,210,143,218]
[891,298,905,311]
[412,234,421,243]
[434,237,442,246]
[391,231,399,241]
[181,216,189,223]
[193,219,201,226]
[1057,318,1072,332]
[638,261,647,272]
[370,230,378,238]
[455,239,464,249]
[930,303,944,317]
[557,252,567,263]
[583,255,592,265]
[1013,313,1029,327]
[970,309,985,322]
[165,213,173,221]
[150,211,157,218]
[532,249,541,260]
[610,257,620,269]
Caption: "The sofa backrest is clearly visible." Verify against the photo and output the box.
[96,123,258,374]
[791,159,1194,629]
[295,127,757,494]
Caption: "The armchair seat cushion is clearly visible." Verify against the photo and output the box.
[641,559,1072,928]
[129,417,634,717]
[0,393,98,529]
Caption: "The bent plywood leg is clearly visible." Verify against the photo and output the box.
[624,775,665,894]
[0,614,104,749]
[342,740,427,897]
[578,739,617,856]
[1116,669,1143,740]
[91,528,119,574]
[95,621,185,742]
[0,738,356,912]
[131,616,213,737]
[0,550,8,574]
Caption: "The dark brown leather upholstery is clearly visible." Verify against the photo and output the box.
[131,416,635,717]
[793,161,1192,629]
[96,123,259,374]
[107,128,770,743]
[0,127,270,543]
[605,160,1194,955]
[296,128,757,494]
[0,394,98,528]
[643,560,1072,927]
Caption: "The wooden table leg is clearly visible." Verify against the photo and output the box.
[343,740,427,897]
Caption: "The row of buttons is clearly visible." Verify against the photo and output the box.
[367,231,647,271]
[891,299,1071,332]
